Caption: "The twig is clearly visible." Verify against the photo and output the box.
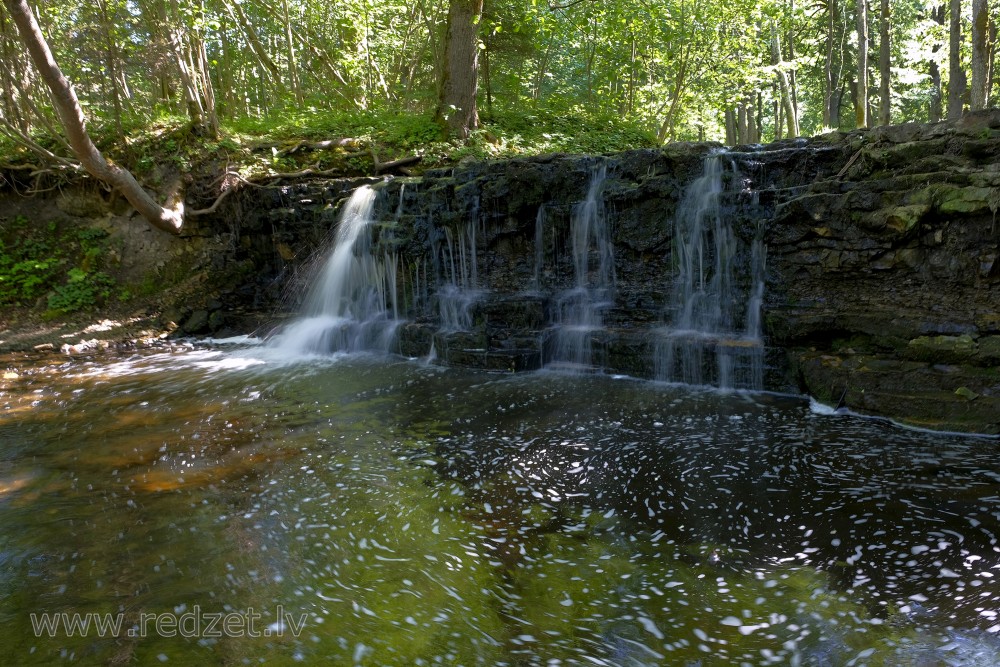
[188,171,264,216]
[836,148,863,180]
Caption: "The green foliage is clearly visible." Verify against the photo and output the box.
[0,217,63,306]
[46,269,115,315]
[1,0,992,179]
[0,216,118,316]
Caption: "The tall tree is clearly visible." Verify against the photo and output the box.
[929,4,945,122]
[948,0,966,117]
[771,21,799,137]
[878,0,890,125]
[856,0,870,128]
[2,0,182,233]
[970,0,989,109]
[823,0,838,127]
[436,0,484,139]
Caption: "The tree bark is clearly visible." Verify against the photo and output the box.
[436,0,484,139]
[970,0,989,109]
[856,0,870,128]
[224,0,283,83]
[280,0,303,105]
[948,0,966,118]
[96,0,124,138]
[990,15,997,107]
[823,0,837,127]
[724,108,737,145]
[771,21,799,137]
[3,0,181,233]
[0,3,30,133]
[878,0,890,125]
[929,4,945,122]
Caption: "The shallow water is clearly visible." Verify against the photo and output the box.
[2,343,1000,665]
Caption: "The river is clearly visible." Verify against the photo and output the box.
[2,342,999,665]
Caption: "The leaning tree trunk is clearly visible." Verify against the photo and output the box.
[3,0,182,234]
[436,0,484,139]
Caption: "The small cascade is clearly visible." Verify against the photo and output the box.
[655,154,766,389]
[273,185,402,354]
[434,222,483,332]
[532,204,545,292]
[547,165,614,370]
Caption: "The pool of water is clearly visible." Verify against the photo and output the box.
[2,343,1000,665]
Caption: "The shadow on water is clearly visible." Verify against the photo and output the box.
[2,344,1000,664]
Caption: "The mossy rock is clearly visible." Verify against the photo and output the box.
[885,204,929,233]
[905,334,978,363]
[977,336,1000,364]
[937,186,995,214]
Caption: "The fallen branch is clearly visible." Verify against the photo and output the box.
[836,148,863,180]
[280,137,361,156]
[374,154,422,173]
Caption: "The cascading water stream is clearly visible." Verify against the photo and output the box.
[434,221,483,332]
[547,165,614,370]
[655,154,766,389]
[272,185,402,355]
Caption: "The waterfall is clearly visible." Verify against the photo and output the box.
[532,204,545,292]
[655,154,766,389]
[273,185,402,354]
[547,165,614,370]
[434,222,483,332]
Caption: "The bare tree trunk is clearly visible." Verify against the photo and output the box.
[627,34,636,114]
[658,37,694,143]
[990,16,997,107]
[929,4,945,121]
[786,0,800,125]
[0,3,30,133]
[856,0,870,128]
[823,0,837,127]
[224,0,283,84]
[482,31,493,119]
[138,0,176,110]
[219,10,233,117]
[436,0,484,139]
[878,0,891,125]
[280,0,303,104]
[3,0,181,233]
[96,0,124,137]
[970,0,989,109]
[724,108,737,145]
[533,37,553,100]
[192,0,218,137]
[771,21,799,137]
[737,103,748,143]
[166,0,205,126]
[948,0,966,118]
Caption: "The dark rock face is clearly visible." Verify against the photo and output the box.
[227,111,1000,434]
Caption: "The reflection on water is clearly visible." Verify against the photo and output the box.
[2,344,1000,665]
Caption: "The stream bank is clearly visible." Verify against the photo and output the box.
[2,111,999,433]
